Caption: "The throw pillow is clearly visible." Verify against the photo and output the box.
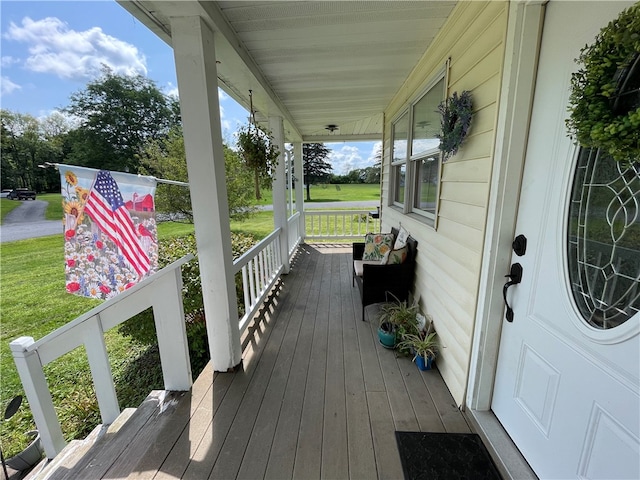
[362,232,395,260]
[386,245,408,265]
[394,225,410,250]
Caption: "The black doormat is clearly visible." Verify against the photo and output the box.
[395,431,502,480]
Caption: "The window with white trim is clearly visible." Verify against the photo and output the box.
[391,111,409,207]
[390,72,446,224]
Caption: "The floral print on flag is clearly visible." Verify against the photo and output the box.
[59,165,158,300]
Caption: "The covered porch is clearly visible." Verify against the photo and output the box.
[27,244,472,479]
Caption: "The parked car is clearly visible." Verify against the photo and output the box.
[1,189,13,198]
[7,188,37,200]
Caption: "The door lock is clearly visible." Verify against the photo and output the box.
[513,234,527,256]
[503,263,523,322]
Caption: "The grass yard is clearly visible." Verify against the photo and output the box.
[255,183,380,206]
[0,198,23,223]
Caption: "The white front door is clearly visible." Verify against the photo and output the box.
[492,2,640,478]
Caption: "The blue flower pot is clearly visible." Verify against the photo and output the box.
[415,355,434,371]
[378,324,397,349]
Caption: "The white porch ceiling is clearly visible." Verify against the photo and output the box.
[118,1,457,142]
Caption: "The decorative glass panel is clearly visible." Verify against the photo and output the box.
[567,148,640,329]
[413,154,440,215]
[411,78,445,157]
[393,112,409,163]
[393,164,406,205]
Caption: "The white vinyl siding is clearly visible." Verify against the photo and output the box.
[381,0,508,405]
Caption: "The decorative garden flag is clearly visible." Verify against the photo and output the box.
[59,165,158,299]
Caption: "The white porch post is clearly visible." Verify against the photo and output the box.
[270,115,290,274]
[294,142,305,241]
[170,16,241,371]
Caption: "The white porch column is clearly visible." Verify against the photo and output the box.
[170,16,241,371]
[270,115,290,274]
[293,142,305,241]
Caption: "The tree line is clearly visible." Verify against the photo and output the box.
[1,68,380,214]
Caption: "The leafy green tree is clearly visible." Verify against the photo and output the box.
[140,127,257,221]
[303,143,332,200]
[0,110,64,192]
[64,66,180,173]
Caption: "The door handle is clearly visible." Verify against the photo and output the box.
[503,263,523,322]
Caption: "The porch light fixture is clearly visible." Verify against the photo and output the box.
[325,124,339,133]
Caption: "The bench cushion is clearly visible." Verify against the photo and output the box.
[353,259,384,277]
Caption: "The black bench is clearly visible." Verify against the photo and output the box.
[352,227,418,320]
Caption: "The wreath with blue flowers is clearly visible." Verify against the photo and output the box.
[437,90,473,161]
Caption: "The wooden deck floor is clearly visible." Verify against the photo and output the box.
[44,244,471,479]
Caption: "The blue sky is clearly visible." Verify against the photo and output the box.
[0,1,378,174]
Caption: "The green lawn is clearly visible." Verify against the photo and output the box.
[0,198,23,223]
[255,183,379,206]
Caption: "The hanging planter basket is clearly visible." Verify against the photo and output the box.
[437,90,473,161]
[236,90,280,200]
[566,4,640,164]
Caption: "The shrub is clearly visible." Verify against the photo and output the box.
[118,231,257,371]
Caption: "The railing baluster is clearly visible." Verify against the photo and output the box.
[242,266,251,316]
[302,209,378,241]
[83,316,120,424]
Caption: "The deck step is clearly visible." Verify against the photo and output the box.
[22,408,137,480]
[35,391,188,479]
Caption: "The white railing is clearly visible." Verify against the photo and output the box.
[233,229,284,333]
[288,211,302,256]
[305,209,380,241]
[10,255,194,459]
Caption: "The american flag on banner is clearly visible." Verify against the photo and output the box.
[84,170,150,276]
[59,165,158,300]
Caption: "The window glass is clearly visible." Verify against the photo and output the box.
[393,164,406,205]
[413,154,440,215]
[412,78,445,157]
[393,112,409,163]
[567,148,640,329]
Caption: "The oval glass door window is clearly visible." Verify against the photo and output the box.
[567,148,640,329]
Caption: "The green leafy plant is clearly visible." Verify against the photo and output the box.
[437,90,473,161]
[378,296,421,353]
[236,123,279,200]
[398,331,439,362]
[118,230,257,368]
[566,4,640,164]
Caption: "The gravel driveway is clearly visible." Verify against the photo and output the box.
[1,200,62,242]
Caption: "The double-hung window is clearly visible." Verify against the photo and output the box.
[390,72,446,225]
[391,111,409,207]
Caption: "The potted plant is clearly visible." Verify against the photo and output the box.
[377,297,420,349]
[399,330,439,371]
[1,395,44,475]
[236,90,280,200]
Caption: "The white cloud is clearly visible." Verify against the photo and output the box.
[1,76,22,95]
[219,104,231,133]
[327,145,363,175]
[1,56,19,67]
[164,82,179,99]
[4,17,147,80]
[218,88,229,101]
[368,141,382,162]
